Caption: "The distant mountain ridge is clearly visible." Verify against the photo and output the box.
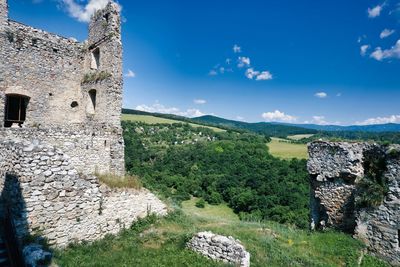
[193,115,400,133]
[122,109,400,137]
[280,123,400,132]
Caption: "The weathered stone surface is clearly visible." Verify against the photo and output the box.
[0,139,168,248]
[187,231,250,267]
[0,0,124,176]
[308,141,400,265]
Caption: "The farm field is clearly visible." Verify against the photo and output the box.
[287,134,314,140]
[267,137,308,159]
[122,114,225,132]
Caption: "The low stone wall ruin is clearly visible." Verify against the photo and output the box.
[0,138,167,248]
[187,231,250,267]
[308,141,400,265]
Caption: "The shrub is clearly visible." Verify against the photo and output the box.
[195,198,205,208]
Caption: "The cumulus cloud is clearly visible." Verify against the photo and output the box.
[233,44,242,53]
[238,57,251,68]
[261,110,297,123]
[245,68,273,81]
[368,4,384,18]
[60,0,121,23]
[356,115,400,125]
[360,45,370,56]
[245,68,259,79]
[314,92,328,98]
[370,39,400,61]
[311,116,329,125]
[256,71,273,81]
[193,99,207,105]
[125,69,135,78]
[380,29,395,39]
[135,102,206,118]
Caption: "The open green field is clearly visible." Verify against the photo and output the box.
[267,137,308,159]
[287,134,314,140]
[55,198,388,267]
[122,114,225,132]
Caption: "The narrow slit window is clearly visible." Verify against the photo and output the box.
[91,48,100,69]
[87,89,97,115]
[4,94,30,127]
[398,229,400,248]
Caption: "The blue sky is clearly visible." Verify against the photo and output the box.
[8,0,400,125]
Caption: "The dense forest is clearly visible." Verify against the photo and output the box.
[123,121,310,228]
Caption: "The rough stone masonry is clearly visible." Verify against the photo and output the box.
[0,0,168,249]
[187,231,250,267]
[308,141,400,265]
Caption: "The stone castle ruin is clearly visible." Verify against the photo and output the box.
[0,0,166,257]
[308,141,400,265]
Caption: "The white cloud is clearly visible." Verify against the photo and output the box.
[245,68,273,81]
[245,68,259,79]
[360,45,370,56]
[60,0,121,23]
[261,110,297,123]
[125,69,135,78]
[238,57,251,68]
[336,93,342,97]
[233,44,241,53]
[356,115,400,125]
[194,99,207,105]
[219,67,225,74]
[208,70,218,76]
[236,116,244,121]
[380,29,395,39]
[370,39,400,61]
[314,92,328,98]
[135,102,206,118]
[256,71,273,81]
[311,116,329,125]
[368,4,384,18]
[226,58,231,65]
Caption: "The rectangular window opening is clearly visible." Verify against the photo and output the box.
[91,48,100,70]
[4,95,29,128]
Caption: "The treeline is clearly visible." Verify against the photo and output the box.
[299,131,400,144]
[123,121,309,228]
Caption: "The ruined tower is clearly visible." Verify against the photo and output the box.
[0,0,124,175]
[85,1,123,126]
[0,0,7,29]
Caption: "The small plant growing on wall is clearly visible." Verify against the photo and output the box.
[356,149,388,208]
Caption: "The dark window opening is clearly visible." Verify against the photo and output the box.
[91,48,100,69]
[104,13,110,23]
[104,140,107,147]
[398,229,400,248]
[53,48,58,53]
[88,89,97,114]
[4,94,30,128]
[49,93,53,96]
[71,101,78,108]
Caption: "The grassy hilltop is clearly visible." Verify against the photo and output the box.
[55,111,391,266]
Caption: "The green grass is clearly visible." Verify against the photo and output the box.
[54,199,388,267]
[287,134,314,140]
[267,137,309,159]
[181,198,239,222]
[122,114,225,132]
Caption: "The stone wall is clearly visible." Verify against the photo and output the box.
[0,0,124,175]
[0,126,124,175]
[0,139,167,248]
[187,231,250,267]
[308,141,400,265]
